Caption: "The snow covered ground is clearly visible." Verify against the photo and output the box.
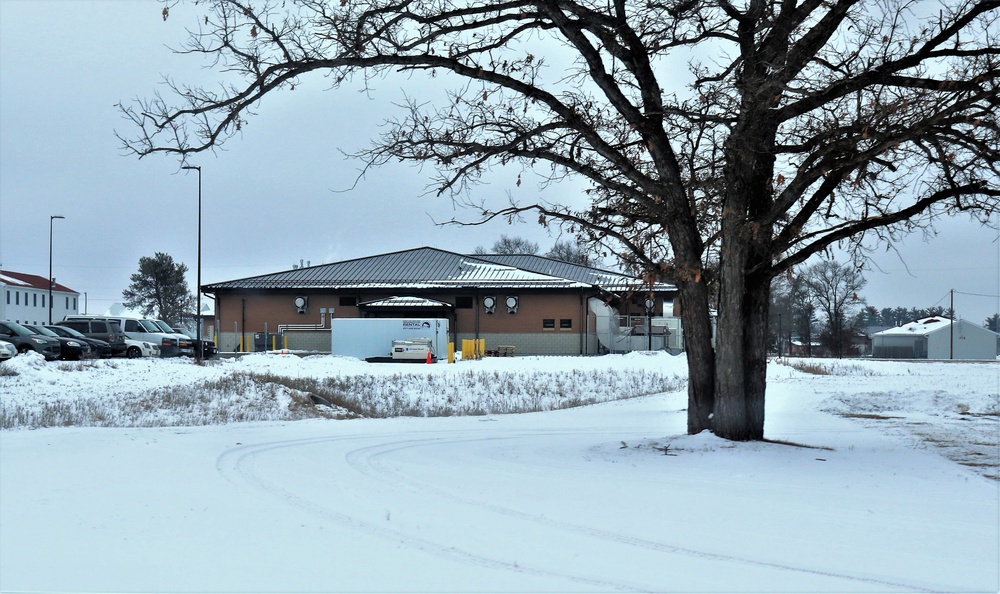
[1,352,998,592]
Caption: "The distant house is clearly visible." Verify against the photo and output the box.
[0,270,80,325]
[201,247,679,355]
[872,317,999,360]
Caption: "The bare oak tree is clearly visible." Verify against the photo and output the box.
[802,260,867,358]
[473,235,541,255]
[119,0,999,440]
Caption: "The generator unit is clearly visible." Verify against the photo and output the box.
[390,338,435,361]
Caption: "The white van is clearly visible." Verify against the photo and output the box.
[149,320,195,357]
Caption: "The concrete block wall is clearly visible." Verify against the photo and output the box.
[457,332,598,356]
[217,330,330,353]
[216,330,603,356]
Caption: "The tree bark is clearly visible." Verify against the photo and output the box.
[713,247,771,441]
[713,222,752,440]
[742,268,771,439]
[677,279,715,434]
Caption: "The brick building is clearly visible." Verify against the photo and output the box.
[202,247,679,355]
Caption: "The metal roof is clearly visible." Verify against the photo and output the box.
[360,296,453,308]
[874,317,999,338]
[0,270,78,294]
[202,247,673,293]
[473,254,676,292]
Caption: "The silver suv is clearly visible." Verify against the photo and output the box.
[56,318,128,357]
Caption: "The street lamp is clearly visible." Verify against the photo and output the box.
[181,165,203,362]
[48,215,65,324]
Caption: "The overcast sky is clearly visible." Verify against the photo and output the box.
[1,0,997,325]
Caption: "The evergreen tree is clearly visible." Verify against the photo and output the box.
[122,252,194,325]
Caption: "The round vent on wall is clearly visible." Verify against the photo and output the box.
[483,296,496,314]
[294,296,308,314]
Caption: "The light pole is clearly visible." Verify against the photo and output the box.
[181,165,203,362]
[644,298,654,351]
[48,215,65,324]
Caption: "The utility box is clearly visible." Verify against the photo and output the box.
[330,318,449,360]
[253,332,283,352]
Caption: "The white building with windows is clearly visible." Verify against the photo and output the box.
[1,270,80,326]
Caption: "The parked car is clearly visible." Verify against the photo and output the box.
[22,324,92,361]
[175,328,217,358]
[0,321,61,360]
[44,325,113,358]
[63,316,178,357]
[55,319,128,357]
[124,337,160,359]
[0,340,15,362]
[149,320,195,357]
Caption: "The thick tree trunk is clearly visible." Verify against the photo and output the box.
[712,87,776,440]
[742,270,771,438]
[713,254,771,441]
[677,279,715,434]
[713,224,754,440]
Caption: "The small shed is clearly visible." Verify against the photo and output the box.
[872,317,999,360]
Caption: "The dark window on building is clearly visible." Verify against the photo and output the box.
[73,297,77,310]
[339,296,357,307]
[5,291,8,304]
[455,296,474,309]
[542,318,555,329]
[15,292,19,305]
[66,296,70,308]
[560,318,573,329]
[42,295,45,307]
[33,294,37,307]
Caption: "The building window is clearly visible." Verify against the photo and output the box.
[5,291,8,304]
[66,296,70,308]
[73,297,77,310]
[15,292,18,305]
[33,294,37,307]
[455,296,473,309]
[542,318,555,329]
[42,295,45,308]
[339,296,357,307]
[560,319,573,330]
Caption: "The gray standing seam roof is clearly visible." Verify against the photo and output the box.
[473,254,675,292]
[202,247,674,292]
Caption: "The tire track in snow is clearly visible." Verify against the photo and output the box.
[215,431,653,593]
[343,431,956,593]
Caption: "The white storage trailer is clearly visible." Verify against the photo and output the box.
[330,318,450,361]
